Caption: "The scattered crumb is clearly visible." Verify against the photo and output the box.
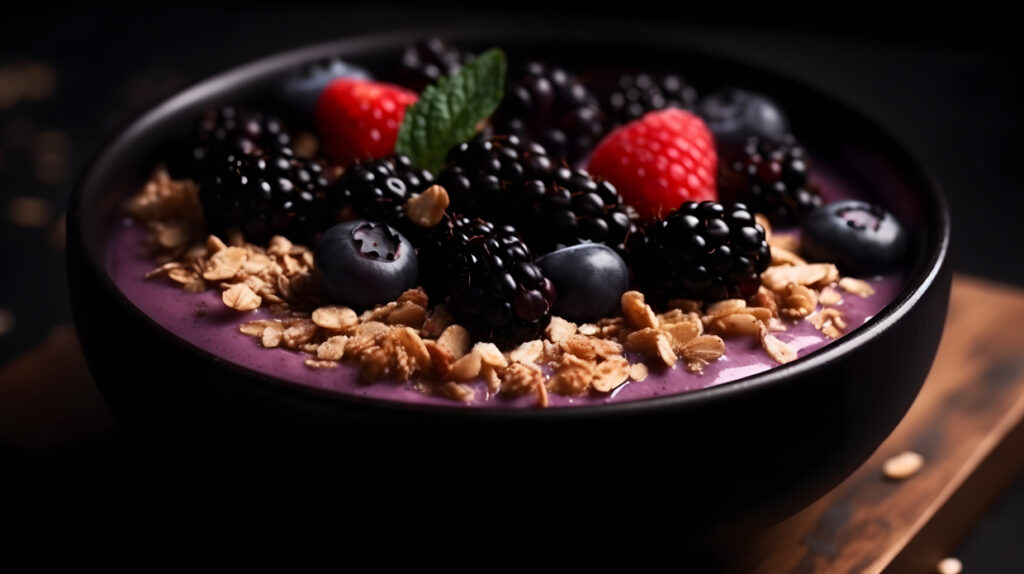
[883,451,925,480]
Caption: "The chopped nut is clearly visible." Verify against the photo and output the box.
[778,282,818,319]
[761,329,797,364]
[629,362,649,382]
[839,276,876,298]
[624,328,677,367]
[425,340,456,377]
[578,323,599,336]
[357,321,390,337]
[705,313,762,338]
[282,319,318,348]
[680,335,725,372]
[222,283,261,311]
[317,335,349,361]
[750,286,779,318]
[395,327,432,371]
[737,306,773,322]
[502,361,545,397]
[206,234,227,253]
[591,357,631,392]
[704,299,746,318]
[203,246,248,281]
[509,340,544,364]
[238,319,277,338]
[472,342,508,369]
[621,291,659,329]
[562,334,597,361]
[261,323,284,348]
[360,301,398,323]
[404,184,450,228]
[437,324,471,359]
[545,316,577,343]
[266,235,294,256]
[818,286,844,306]
[809,308,846,339]
[386,300,427,327]
[304,358,338,369]
[481,365,502,393]
[590,337,625,360]
[664,320,701,351]
[311,305,359,331]
[548,353,595,395]
[761,263,838,292]
[446,351,482,382]
[397,287,429,308]
[883,451,925,480]
[438,381,475,403]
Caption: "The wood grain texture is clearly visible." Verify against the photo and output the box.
[726,274,1024,573]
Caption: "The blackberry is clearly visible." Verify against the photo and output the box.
[491,61,605,165]
[718,135,823,226]
[187,106,292,179]
[396,37,472,92]
[418,215,556,347]
[437,134,638,257]
[633,201,771,302]
[602,72,698,129]
[330,154,435,238]
[199,149,331,246]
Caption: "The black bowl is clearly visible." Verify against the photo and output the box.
[67,26,951,567]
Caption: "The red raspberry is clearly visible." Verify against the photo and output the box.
[315,78,418,166]
[587,108,717,221]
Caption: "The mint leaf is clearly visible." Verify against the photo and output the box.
[395,47,506,173]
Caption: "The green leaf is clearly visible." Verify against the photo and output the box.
[395,47,506,173]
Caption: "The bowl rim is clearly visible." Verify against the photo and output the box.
[68,23,951,421]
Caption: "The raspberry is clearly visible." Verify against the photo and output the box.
[587,108,717,222]
[314,78,418,167]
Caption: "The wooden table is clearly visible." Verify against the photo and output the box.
[3,274,1024,572]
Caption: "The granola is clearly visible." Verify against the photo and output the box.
[127,169,884,407]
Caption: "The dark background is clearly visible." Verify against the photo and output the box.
[2,2,1021,570]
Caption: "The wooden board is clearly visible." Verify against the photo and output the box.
[3,274,1024,572]
[726,274,1024,573]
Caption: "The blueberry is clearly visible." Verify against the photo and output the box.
[315,220,419,309]
[800,200,909,276]
[279,57,371,126]
[535,244,629,323]
[695,88,790,154]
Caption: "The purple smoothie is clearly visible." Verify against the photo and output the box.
[104,164,910,408]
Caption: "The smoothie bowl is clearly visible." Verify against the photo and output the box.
[67,27,950,556]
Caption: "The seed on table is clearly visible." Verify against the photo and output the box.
[936,557,962,574]
[883,450,925,480]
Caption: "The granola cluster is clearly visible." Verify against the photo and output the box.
[127,169,876,407]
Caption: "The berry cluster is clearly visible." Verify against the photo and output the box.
[182,36,906,350]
